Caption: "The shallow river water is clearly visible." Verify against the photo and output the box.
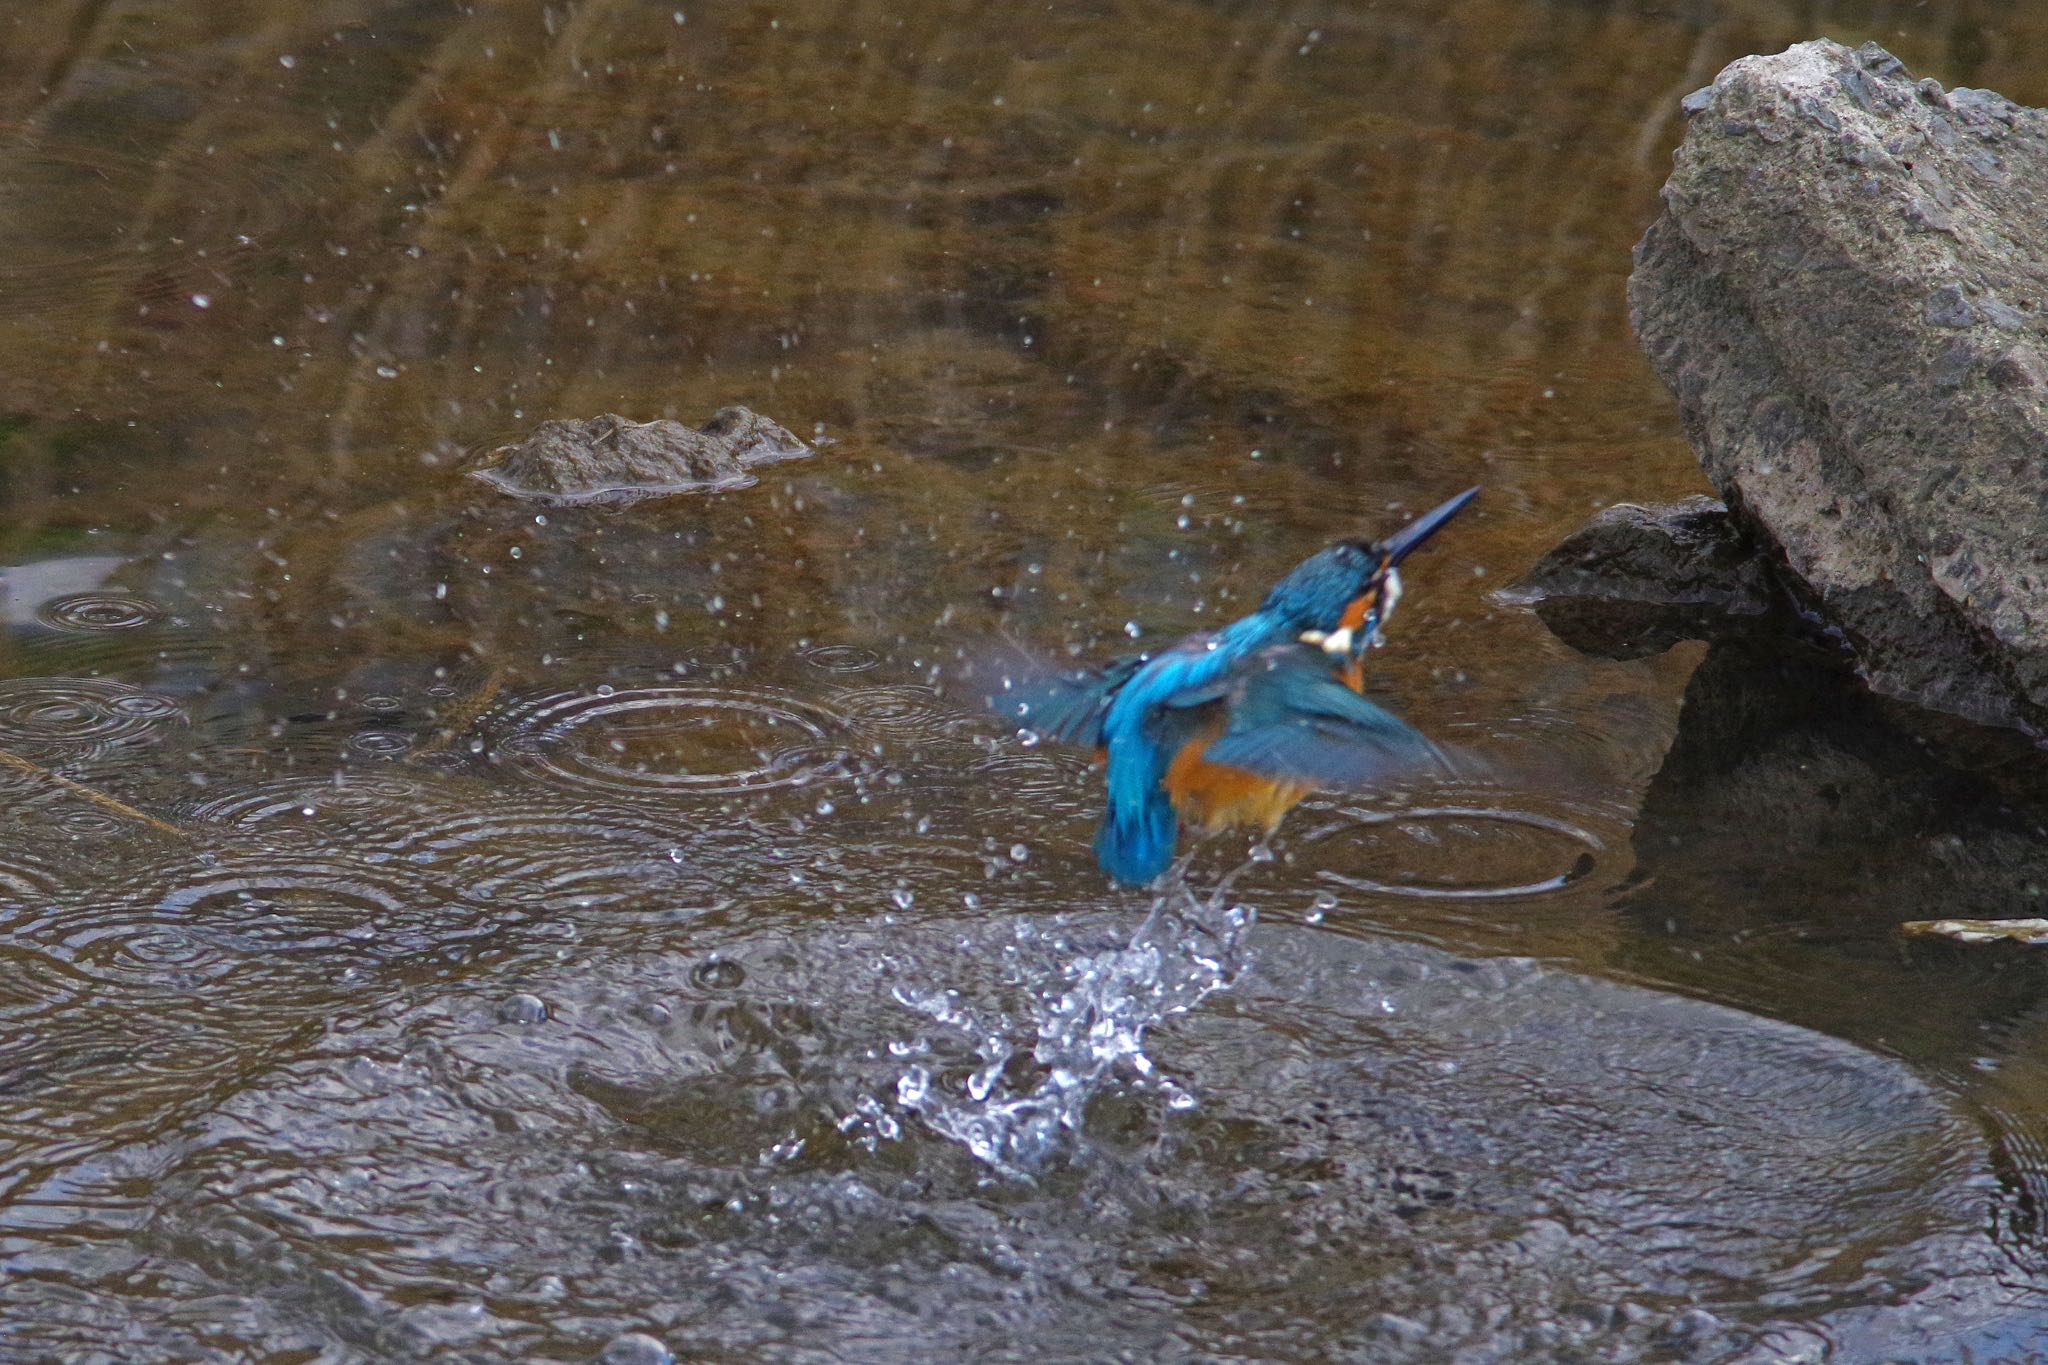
[3,2,2048,1361]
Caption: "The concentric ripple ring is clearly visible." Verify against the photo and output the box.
[36,593,162,632]
[1310,806,1605,900]
[494,687,855,797]
[0,677,183,753]
[799,643,882,673]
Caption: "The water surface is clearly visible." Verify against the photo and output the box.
[2,2,2047,1360]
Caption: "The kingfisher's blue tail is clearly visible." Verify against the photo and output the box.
[1094,764,1179,885]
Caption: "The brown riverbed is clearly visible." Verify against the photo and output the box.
[1,3,2046,1360]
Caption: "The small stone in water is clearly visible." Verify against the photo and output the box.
[597,1333,674,1365]
[497,993,549,1024]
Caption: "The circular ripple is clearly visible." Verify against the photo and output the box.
[493,687,855,797]
[45,850,446,993]
[0,848,64,899]
[0,678,183,753]
[154,864,415,919]
[347,729,414,758]
[0,125,308,320]
[188,772,461,839]
[357,797,723,922]
[1307,806,1605,900]
[800,643,881,673]
[49,808,128,839]
[36,593,161,633]
[835,684,1000,745]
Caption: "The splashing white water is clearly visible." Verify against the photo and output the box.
[879,878,1257,1176]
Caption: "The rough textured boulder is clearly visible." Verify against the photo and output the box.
[1506,496,1779,658]
[1630,39,2048,732]
[470,406,812,505]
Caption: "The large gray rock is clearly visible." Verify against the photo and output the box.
[1630,39,2048,732]
[470,406,812,505]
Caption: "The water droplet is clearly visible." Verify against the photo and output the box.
[1123,621,1142,639]
[597,1332,674,1365]
[375,364,399,379]
[190,293,211,309]
[690,958,745,990]
[278,54,297,68]
[497,993,549,1025]
[1009,844,1029,862]
[890,887,914,910]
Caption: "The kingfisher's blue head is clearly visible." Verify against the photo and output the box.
[1259,486,1480,652]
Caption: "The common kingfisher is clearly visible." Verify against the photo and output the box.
[998,487,1480,885]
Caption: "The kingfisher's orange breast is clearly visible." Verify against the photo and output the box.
[1163,728,1310,834]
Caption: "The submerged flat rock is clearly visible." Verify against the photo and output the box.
[1506,496,1778,658]
[1626,40,2048,729]
[470,406,813,506]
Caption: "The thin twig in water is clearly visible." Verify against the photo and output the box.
[408,665,507,760]
[0,747,186,839]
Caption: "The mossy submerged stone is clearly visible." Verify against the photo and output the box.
[470,406,813,506]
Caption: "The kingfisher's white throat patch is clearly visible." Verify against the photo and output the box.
[1370,568,1403,645]
[1300,625,1354,655]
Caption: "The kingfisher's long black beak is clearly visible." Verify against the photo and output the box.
[1380,486,1480,566]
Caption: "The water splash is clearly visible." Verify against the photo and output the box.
[882,877,1257,1176]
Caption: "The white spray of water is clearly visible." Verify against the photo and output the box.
[875,872,1259,1176]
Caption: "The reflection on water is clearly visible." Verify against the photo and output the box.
[1,0,2047,1358]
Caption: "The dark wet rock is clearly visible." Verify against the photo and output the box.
[1507,496,1779,659]
[470,406,813,506]
[1629,40,2048,732]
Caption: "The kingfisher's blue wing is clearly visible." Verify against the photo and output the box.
[1202,646,1452,788]
[988,652,1147,746]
